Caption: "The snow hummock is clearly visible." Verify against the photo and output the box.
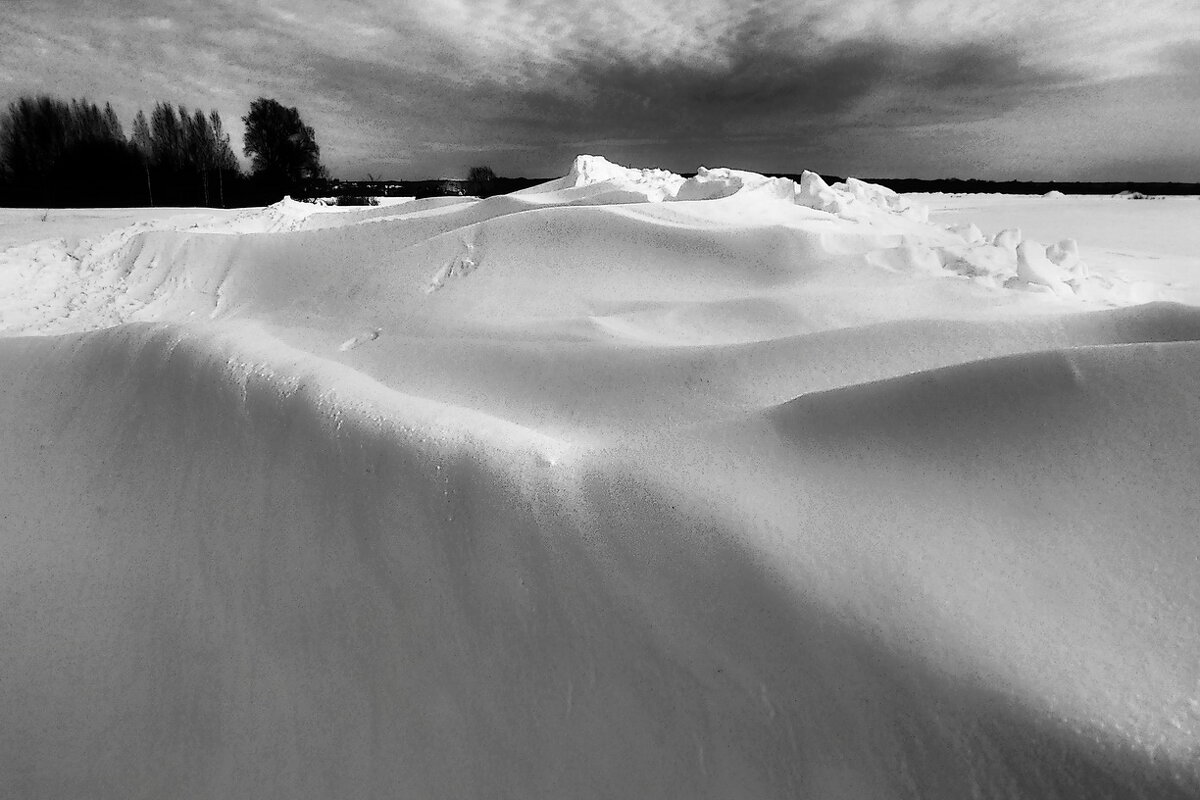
[565,153,686,201]
[531,155,929,221]
[1,157,1199,799]
[515,156,1102,295]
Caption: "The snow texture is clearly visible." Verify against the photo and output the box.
[1,156,1199,799]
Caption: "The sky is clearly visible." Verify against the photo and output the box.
[2,0,1199,181]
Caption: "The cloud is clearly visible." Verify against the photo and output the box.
[383,33,1074,142]
[1,1,1198,179]
[285,0,1184,174]
[1158,39,1200,78]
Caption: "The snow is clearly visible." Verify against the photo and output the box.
[1,158,1199,798]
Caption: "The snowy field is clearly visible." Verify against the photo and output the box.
[1,157,1198,798]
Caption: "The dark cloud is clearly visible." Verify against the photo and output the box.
[568,40,898,114]
[444,35,1077,144]
[299,26,1089,177]
[1158,39,1200,83]
[920,42,1071,91]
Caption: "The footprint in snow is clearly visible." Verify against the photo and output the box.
[338,328,382,351]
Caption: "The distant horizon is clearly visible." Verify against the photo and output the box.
[4,1,1199,183]
[324,167,1200,186]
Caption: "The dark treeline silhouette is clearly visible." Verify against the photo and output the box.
[0,96,143,207]
[129,102,241,207]
[0,93,327,207]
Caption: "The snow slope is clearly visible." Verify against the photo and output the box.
[1,160,1198,799]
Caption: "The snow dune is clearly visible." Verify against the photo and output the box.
[1,157,1198,798]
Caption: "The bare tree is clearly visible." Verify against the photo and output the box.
[130,109,154,205]
[208,109,238,207]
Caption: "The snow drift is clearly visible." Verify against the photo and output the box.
[1,157,1198,799]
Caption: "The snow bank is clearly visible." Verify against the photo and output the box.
[513,156,1108,299]
[1,158,1199,798]
[524,155,928,219]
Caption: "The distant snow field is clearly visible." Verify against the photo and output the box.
[1,157,1198,798]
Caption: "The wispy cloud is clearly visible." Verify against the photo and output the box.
[1,1,1198,179]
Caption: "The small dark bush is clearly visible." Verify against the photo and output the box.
[467,165,498,198]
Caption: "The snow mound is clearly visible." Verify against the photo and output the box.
[520,155,930,219]
[545,154,687,203]
[1115,190,1159,200]
[899,224,1107,298]
[673,166,752,201]
[212,196,346,233]
[1,160,1198,798]
[566,154,677,191]
[838,176,930,222]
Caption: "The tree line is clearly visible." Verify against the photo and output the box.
[0,94,325,208]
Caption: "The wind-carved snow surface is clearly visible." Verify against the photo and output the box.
[2,158,1200,799]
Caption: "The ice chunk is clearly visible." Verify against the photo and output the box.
[1017,239,1074,297]
[993,228,1023,251]
[563,155,685,202]
[673,167,746,201]
[840,177,900,209]
[795,171,842,214]
[1046,239,1079,268]
[949,223,987,245]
